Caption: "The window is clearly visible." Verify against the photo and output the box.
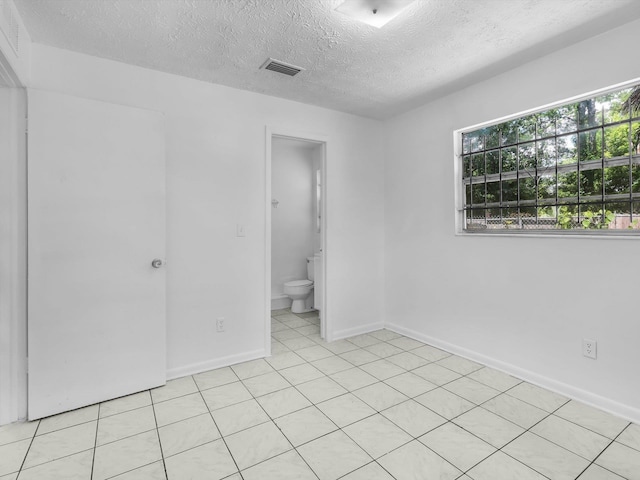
[461,82,640,233]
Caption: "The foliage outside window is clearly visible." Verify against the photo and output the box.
[461,83,640,232]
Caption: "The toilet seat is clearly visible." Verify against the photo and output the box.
[284,279,313,287]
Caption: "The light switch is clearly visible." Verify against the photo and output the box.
[236,224,246,237]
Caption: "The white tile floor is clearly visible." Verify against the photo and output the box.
[1,308,639,480]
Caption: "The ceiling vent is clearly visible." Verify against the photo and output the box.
[260,58,304,77]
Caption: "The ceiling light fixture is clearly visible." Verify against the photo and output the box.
[335,0,417,28]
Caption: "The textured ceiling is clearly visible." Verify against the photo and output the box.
[13,0,640,119]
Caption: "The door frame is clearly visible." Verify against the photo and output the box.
[265,127,330,355]
[0,52,27,426]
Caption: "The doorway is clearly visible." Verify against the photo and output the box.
[265,128,328,355]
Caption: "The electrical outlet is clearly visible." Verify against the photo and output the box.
[583,339,597,359]
[216,317,225,332]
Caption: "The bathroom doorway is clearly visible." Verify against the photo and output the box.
[265,128,328,355]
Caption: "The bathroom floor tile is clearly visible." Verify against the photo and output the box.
[383,371,437,398]
[377,440,461,480]
[387,337,424,351]
[0,421,38,446]
[96,405,156,445]
[274,406,338,447]
[481,393,549,429]
[230,359,275,380]
[0,438,31,476]
[353,382,409,411]
[109,461,167,479]
[93,430,162,480]
[578,464,626,480]
[381,399,446,437]
[241,450,317,480]
[330,367,378,391]
[340,462,395,480]
[316,393,376,428]
[531,414,610,460]
[502,431,589,480]
[164,440,237,480]
[363,342,404,358]
[295,376,348,403]
[554,400,629,439]
[157,413,220,458]
[419,422,495,471]
[192,366,238,391]
[200,381,252,411]
[281,336,318,350]
[100,391,152,418]
[279,363,325,385]
[343,414,412,459]
[359,359,406,381]
[242,371,290,397]
[339,349,380,366]
[323,339,360,355]
[384,351,429,370]
[297,430,371,480]
[368,329,402,342]
[210,399,270,436]
[37,404,98,435]
[17,450,93,480]
[467,367,522,391]
[452,407,524,448]
[152,392,208,427]
[295,345,334,362]
[412,363,461,385]
[618,422,640,451]
[435,355,483,375]
[443,377,500,404]
[225,421,292,470]
[265,351,306,370]
[346,334,382,348]
[595,441,640,480]
[411,344,451,362]
[256,387,311,418]
[311,355,354,375]
[506,382,569,413]
[23,421,97,469]
[467,451,547,480]
[150,376,198,404]
[414,388,475,420]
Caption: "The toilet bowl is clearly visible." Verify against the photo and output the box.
[283,256,316,313]
[283,279,314,313]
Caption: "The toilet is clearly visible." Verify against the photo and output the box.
[283,256,315,313]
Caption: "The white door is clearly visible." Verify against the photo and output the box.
[27,89,166,420]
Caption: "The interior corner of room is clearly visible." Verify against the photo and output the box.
[1,0,639,428]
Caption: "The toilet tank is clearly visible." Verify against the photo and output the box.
[307,256,315,281]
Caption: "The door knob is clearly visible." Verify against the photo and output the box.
[151,258,164,268]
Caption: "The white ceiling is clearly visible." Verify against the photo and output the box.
[13,0,640,119]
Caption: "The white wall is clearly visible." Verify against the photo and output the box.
[27,45,386,386]
[384,19,640,422]
[271,138,316,301]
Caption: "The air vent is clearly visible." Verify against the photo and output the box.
[260,58,304,77]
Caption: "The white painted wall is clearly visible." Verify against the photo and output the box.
[27,45,386,387]
[271,138,316,301]
[384,19,640,422]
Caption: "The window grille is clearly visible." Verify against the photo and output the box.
[461,83,640,232]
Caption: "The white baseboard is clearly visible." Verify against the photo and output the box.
[166,349,267,381]
[271,295,291,311]
[333,322,385,341]
[385,322,640,425]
